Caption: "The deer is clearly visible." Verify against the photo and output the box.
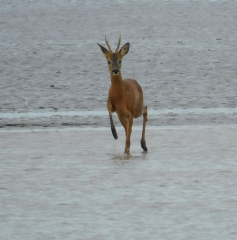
[97,35,148,154]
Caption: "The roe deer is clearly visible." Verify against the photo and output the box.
[98,36,148,154]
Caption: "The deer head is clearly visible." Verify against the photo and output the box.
[98,36,130,76]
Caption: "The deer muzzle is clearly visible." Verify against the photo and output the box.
[112,69,120,75]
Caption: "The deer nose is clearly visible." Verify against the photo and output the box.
[112,69,120,75]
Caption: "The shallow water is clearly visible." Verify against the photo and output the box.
[1,126,237,239]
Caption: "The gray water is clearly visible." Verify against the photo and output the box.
[1,126,237,239]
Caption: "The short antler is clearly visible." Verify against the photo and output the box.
[115,35,121,53]
[105,36,112,52]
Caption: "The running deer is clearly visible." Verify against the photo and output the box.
[98,36,148,154]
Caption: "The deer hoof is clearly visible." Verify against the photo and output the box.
[124,148,130,154]
[112,128,118,140]
[141,139,148,151]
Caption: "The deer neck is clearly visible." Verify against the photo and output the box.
[110,72,125,91]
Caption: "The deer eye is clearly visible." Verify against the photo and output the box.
[108,61,111,64]
[118,60,121,63]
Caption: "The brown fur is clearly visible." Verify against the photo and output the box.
[98,36,148,154]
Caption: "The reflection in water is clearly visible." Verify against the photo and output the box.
[111,151,148,161]
[112,154,133,161]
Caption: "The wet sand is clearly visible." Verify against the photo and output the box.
[1,0,237,128]
[1,126,237,239]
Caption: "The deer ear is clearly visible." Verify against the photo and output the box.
[119,43,130,57]
[97,43,109,55]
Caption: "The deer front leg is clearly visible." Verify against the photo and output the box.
[107,101,118,140]
[125,117,133,154]
[121,112,133,154]
[118,112,133,154]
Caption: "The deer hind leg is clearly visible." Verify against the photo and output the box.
[107,101,117,140]
[141,106,148,151]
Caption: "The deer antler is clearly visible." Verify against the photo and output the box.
[105,36,112,52]
[115,35,121,53]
